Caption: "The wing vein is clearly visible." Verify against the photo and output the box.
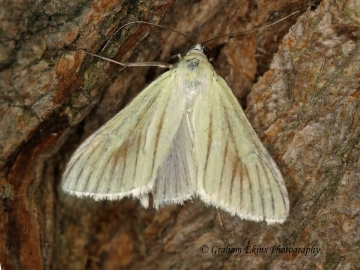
[219,140,229,202]
[150,93,172,178]
[255,162,265,218]
[203,111,213,190]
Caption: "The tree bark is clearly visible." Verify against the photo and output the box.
[0,0,359,269]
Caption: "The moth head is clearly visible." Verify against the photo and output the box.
[186,44,210,59]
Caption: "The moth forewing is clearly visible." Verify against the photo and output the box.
[62,69,189,202]
[220,76,289,224]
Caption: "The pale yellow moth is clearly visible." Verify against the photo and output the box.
[62,24,290,224]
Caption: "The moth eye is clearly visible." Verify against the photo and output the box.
[187,44,197,51]
[202,46,211,58]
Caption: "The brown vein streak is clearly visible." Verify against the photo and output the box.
[203,110,213,190]
[150,93,171,178]
[255,162,265,219]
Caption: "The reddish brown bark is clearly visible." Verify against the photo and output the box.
[1,0,359,269]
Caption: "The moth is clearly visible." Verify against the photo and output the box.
[62,30,290,224]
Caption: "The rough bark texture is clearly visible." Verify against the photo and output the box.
[0,0,359,269]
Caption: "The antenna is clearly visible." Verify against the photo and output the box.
[102,21,195,52]
[87,11,300,69]
[202,11,299,45]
